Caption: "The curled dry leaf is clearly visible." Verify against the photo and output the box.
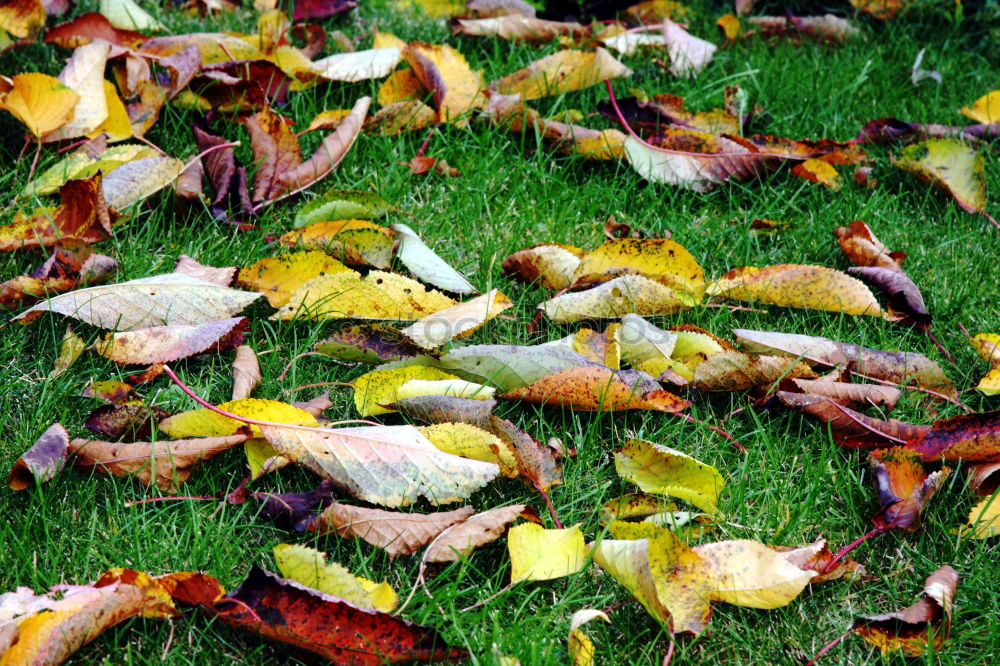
[69,433,250,491]
[174,255,235,286]
[95,317,248,364]
[834,220,906,269]
[274,544,397,612]
[614,439,724,514]
[790,378,900,411]
[401,290,512,349]
[423,504,534,563]
[452,15,586,42]
[273,271,457,321]
[15,273,262,329]
[870,447,950,531]
[310,502,475,558]
[905,410,1000,462]
[692,350,817,391]
[84,403,171,441]
[8,423,69,490]
[277,96,370,191]
[212,566,468,664]
[708,264,882,316]
[490,48,631,101]
[568,609,610,666]
[776,392,928,448]
[501,243,584,290]
[849,266,930,326]
[508,523,587,583]
[44,41,110,142]
[237,251,356,308]
[853,565,958,656]
[503,366,690,413]
[404,42,484,125]
[231,345,261,401]
[391,222,476,294]
[281,220,395,268]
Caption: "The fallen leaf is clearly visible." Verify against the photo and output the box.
[310,502,475,557]
[351,365,462,416]
[436,343,598,392]
[423,504,533,563]
[892,139,988,219]
[397,378,497,403]
[404,42,484,125]
[492,415,563,493]
[367,99,438,135]
[391,395,497,429]
[850,0,904,19]
[707,265,882,316]
[377,67,427,106]
[849,266,931,327]
[971,333,1000,395]
[173,255,235,286]
[277,96,370,191]
[419,422,514,473]
[44,11,147,48]
[774,538,863,583]
[542,274,700,322]
[315,324,423,363]
[231,345,261,401]
[292,0,358,20]
[571,238,705,297]
[44,41,110,142]
[99,0,164,31]
[960,91,1000,124]
[508,523,587,582]
[308,47,404,83]
[568,609,610,666]
[748,14,858,42]
[294,190,392,228]
[963,495,1000,539]
[905,411,1000,462]
[502,366,690,413]
[236,251,356,307]
[853,565,958,656]
[8,423,69,490]
[260,424,499,506]
[0,174,109,252]
[501,243,584,290]
[274,544,397,612]
[401,290,512,349]
[101,156,186,212]
[273,271,457,321]
[869,447,950,531]
[70,433,250,491]
[791,158,840,188]
[246,108,302,202]
[193,123,251,223]
[80,379,138,404]
[834,220,905,269]
[776,392,928,448]
[84,403,170,441]
[0,0,46,39]
[212,566,468,664]
[94,317,248,364]
[234,481,336,530]
[692,350,817,391]
[596,93,741,136]
[614,439,724,513]
[15,273,263,329]
[391,222,476,294]
[49,325,86,379]
[281,220,396,267]
[662,20,716,78]
[693,539,817,608]
[789,378,900,411]
[490,48,630,100]
[159,398,318,439]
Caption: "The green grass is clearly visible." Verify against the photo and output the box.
[2,1,1000,664]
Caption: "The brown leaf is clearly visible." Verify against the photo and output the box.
[315,324,424,363]
[310,503,475,558]
[423,504,537,563]
[237,481,336,530]
[501,243,585,290]
[277,96,370,191]
[789,378,900,411]
[194,123,254,224]
[391,396,497,430]
[8,423,68,490]
[776,392,928,448]
[211,566,468,664]
[597,94,741,136]
[451,16,588,42]
[174,158,205,202]
[69,433,249,491]
[173,254,235,286]
[966,462,1000,496]
[95,317,248,364]
[503,366,690,413]
[1,239,116,309]
[905,411,1000,462]
[231,344,261,401]
[84,403,171,441]
[834,220,905,269]
[0,174,109,252]
[489,415,561,493]
[293,392,334,420]
[246,108,303,202]
[848,266,931,327]
[869,447,950,531]
[691,351,817,391]
[747,14,859,43]
[854,565,958,656]
[44,12,147,48]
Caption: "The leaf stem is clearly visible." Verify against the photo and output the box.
[540,490,563,528]
[460,583,512,612]
[805,627,854,666]
[822,527,886,575]
[674,412,746,452]
[125,495,216,507]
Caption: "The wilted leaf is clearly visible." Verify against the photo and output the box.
[80,379,138,404]
[960,91,1000,124]
[776,392,928,448]
[15,273,262,329]
[70,433,250,491]
[849,266,930,327]
[49,325,86,379]
[568,609,609,666]
[277,96,370,191]
[502,243,584,290]
[0,175,109,253]
[274,544,397,612]
[246,108,302,202]
[401,290,511,349]
[693,350,817,391]
[44,11,147,48]
[662,19,716,78]
[352,365,461,416]
[905,411,1000,462]
[542,274,700,322]
[212,566,468,664]
[775,539,863,583]
[295,190,392,228]
[404,42,484,125]
[614,439,724,513]
[391,222,476,294]
[491,415,563,493]
[310,502,475,557]
[0,72,78,138]
[503,366,690,413]
[238,481,336,530]
[281,220,396,268]
[8,423,68,490]
[315,324,422,363]
[490,48,630,101]
[596,94,741,136]
[261,423,499,506]
[853,565,958,656]
[367,99,438,135]
[834,220,905,270]
[791,158,840,188]
[274,271,457,321]
[423,504,533,563]
[693,539,816,608]
[748,14,858,42]
[0,0,45,39]
[84,403,170,441]
[892,139,988,218]
[789,378,900,411]
[44,41,110,142]
[708,265,882,316]
[94,317,247,364]
[869,447,950,531]
[237,251,356,307]
[231,345,261,401]
[508,523,586,583]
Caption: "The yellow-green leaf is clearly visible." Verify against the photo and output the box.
[963,495,1000,539]
[236,251,356,307]
[614,439,723,514]
[158,398,319,439]
[542,274,700,322]
[892,139,987,217]
[971,333,1000,395]
[693,539,817,608]
[273,271,457,321]
[352,365,461,416]
[401,290,512,349]
[274,544,397,612]
[490,48,631,101]
[707,264,882,316]
[508,523,587,583]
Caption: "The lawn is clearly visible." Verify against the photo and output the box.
[2,0,1000,664]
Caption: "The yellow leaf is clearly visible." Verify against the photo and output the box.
[960,91,1000,124]
[706,264,883,316]
[101,156,185,212]
[158,398,319,439]
[401,290,512,349]
[508,523,587,583]
[614,439,724,514]
[0,0,44,39]
[572,239,705,298]
[274,544,397,612]
[502,243,585,290]
[542,274,700,322]
[963,495,1000,539]
[693,539,817,608]
[140,33,264,64]
[280,220,396,268]
[24,143,159,198]
[418,422,516,474]
[971,333,1000,395]
[352,365,461,416]
[503,366,689,413]
[568,609,610,666]
[490,48,631,101]
[304,109,352,133]
[377,68,427,106]
[273,271,458,321]
[791,158,841,189]
[404,43,484,126]
[244,437,290,479]
[373,29,407,50]
[0,73,79,138]
[396,379,496,402]
[49,326,86,379]
[89,80,132,142]
[892,139,987,217]
[716,13,741,41]
[394,0,465,19]
[236,251,356,307]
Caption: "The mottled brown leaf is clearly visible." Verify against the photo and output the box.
[423,504,537,563]
[8,423,68,490]
[776,392,928,448]
[905,411,1000,462]
[310,503,475,558]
